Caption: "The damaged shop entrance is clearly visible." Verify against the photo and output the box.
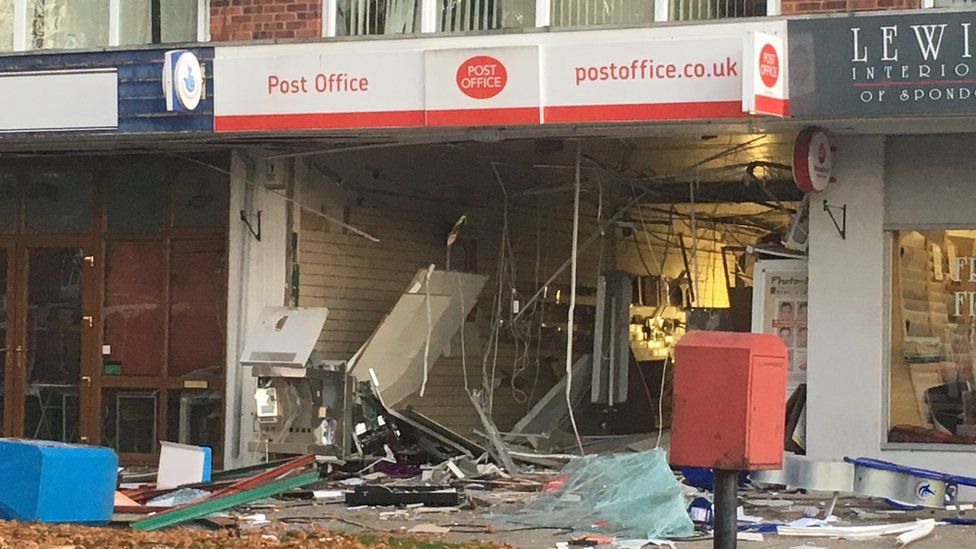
[0,156,230,464]
[246,132,810,469]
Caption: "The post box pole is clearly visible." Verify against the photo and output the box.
[713,469,738,549]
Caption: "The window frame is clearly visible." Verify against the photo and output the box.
[6,0,209,52]
[884,228,976,451]
[323,0,781,36]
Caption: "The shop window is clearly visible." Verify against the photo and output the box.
[107,162,167,233]
[337,0,421,35]
[889,229,976,445]
[0,171,16,234]
[28,0,110,50]
[104,241,167,377]
[669,0,763,20]
[168,239,226,378]
[25,168,93,234]
[101,388,158,453]
[0,0,13,51]
[550,0,652,27]
[172,162,229,229]
[438,0,535,31]
[166,390,222,448]
[120,0,198,45]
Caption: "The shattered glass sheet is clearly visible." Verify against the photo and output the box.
[506,449,694,539]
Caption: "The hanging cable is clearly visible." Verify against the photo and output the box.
[566,142,585,456]
[420,264,435,397]
[457,272,471,394]
[655,355,670,449]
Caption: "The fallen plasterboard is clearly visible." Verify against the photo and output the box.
[351,268,487,405]
[897,520,936,546]
[510,353,592,435]
[777,519,937,541]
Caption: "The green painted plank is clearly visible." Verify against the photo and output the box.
[131,470,320,531]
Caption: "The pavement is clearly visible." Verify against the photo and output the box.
[251,488,976,548]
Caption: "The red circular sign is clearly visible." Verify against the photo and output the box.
[793,127,833,193]
[456,56,507,99]
[759,43,780,88]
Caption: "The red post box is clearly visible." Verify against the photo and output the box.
[669,330,789,470]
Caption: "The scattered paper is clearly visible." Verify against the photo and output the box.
[340,478,365,486]
[612,540,676,549]
[737,506,764,524]
[240,513,269,525]
[737,532,764,542]
[413,506,460,514]
[313,490,345,500]
[786,517,837,528]
[747,498,795,507]
[852,507,887,519]
[407,523,450,534]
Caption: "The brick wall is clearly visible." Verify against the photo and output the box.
[210,0,321,41]
[781,0,920,15]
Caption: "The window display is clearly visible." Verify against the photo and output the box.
[890,230,976,444]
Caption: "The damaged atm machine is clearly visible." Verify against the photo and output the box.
[240,266,487,461]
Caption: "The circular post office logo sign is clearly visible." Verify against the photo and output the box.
[174,51,204,111]
[456,56,507,100]
[759,43,780,89]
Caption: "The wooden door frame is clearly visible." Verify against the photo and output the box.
[0,155,230,462]
[1,235,100,442]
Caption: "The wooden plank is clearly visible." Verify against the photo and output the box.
[208,454,316,499]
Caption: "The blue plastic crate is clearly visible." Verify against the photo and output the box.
[0,439,118,524]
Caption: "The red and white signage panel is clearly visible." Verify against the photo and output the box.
[742,32,788,117]
[213,21,787,132]
[424,46,541,126]
[214,46,425,131]
[543,37,748,123]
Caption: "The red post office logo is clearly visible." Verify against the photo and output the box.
[456,56,507,99]
[758,44,779,88]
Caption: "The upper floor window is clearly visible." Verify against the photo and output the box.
[326,0,772,36]
[121,0,200,45]
[550,0,652,27]
[0,0,204,52]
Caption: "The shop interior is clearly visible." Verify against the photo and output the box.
[283,132,807,456]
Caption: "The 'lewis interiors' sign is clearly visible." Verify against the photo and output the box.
[789,12,976,117]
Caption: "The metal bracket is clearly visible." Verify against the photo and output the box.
[240,210,262,241]
[823,200,846,240]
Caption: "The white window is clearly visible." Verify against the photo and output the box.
[2,0,207,52]
[325,0,777,36]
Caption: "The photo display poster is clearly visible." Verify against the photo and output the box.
[764,271,809,384]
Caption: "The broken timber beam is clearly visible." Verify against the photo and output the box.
[206,453,316,499]
[470,391,520,474]
[131,470,320,531]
